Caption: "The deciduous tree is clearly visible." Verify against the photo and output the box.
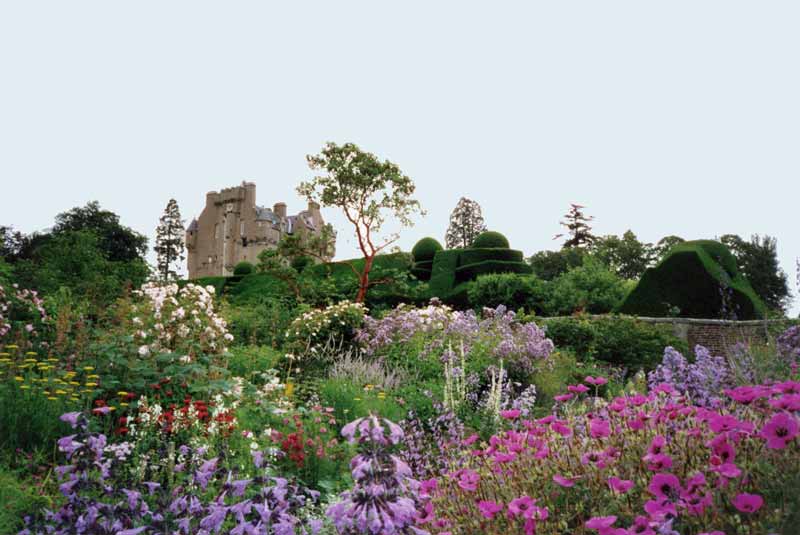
[297,142,423,303]
[445,197,487,249]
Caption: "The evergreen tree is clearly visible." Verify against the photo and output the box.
[555,203,596,248]
[155,199,185,282]
[720,234,791,313]
[445,197,487,249]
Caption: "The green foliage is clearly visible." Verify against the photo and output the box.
[233,261,255,276]
[454,259,533,284]
[467,273,547,313]
[445,197,488,249]
[154,198,185,282]
[720,234,791,313]
[471,231,509,249]
[527,248,586,281]
[458,248,523,266]
[411,237,443,262]
[429,250,461,297]
[317,377,408,425]
[620,239,766,319]
[555,203,596,248]
[0,469,50,534]
[291,255,314,273]
[544,258,630,315]
[539,314,689,371]
[222,298,296,348]
[590,230,655,280]
[191,276,227,296]
[13,230,149,307]
[225,345,284,381]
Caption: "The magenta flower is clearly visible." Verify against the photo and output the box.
[551,420,572,437]
[607,476,633,494]
[647,435,666,456]
[761,411,799,449]
[456,469,480,491]
[500,409,521,420]
[769,394,800,411]
[647,473,682,501]
[731,492,764,513]
[477,500,503,519]
[568,384,590,394]
[553,474,576,488]
[643,453,673,472]
[589,419,611,439]
[585,515,617,530]
[554,393,574,402]
[508,495,536,518]
[713,462,741,479]
[585,376,608,386]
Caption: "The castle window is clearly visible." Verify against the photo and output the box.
[240,222,245,236]
[214,224,220,240]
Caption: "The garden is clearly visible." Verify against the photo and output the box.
[0,143,798,535]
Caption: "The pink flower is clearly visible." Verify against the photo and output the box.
[708,414,743,434]
[713,462,741,479]
[553,474,576,488]
[643,453,673,472]
[554,393,574,403]
[477,500,503,519]
[607,476,633,494]
[769,394,800,411]
[585,376,608,386]
[500,409,521,420]
[628,516,656,535]
[568,384,590,394]
[647,435,667,456]
[589,419,611,439]
[761,411,799,449]
[698,532,725,535]
[551,420,572,437]
[585,515,617,530]
[508,495,536,518]
[456,469,480,492]
[731,492,764,513]
[647,473,682,501]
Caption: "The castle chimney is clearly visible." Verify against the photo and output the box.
[308,201,320,214]
[274,202,287,219]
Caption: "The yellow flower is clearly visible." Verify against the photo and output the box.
[83,366,94,371]
[87,374,100,379]
[55,390,67,395]
[85,382,98,387]
[353,397,362,401]
[26,351,37,356]
[69,381,80,386]
[14,376,24,382]
[47,396,57,401]
[117,391,128,396]
[284,383,295,398]
[108,406,116,411]
[120,402,129,407]
[20,385,30,390]
[5,344,19,349]
[47,358,59,362]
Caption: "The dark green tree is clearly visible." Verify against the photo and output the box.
[445,197,487,249]
[527,248,586,281]
[720,234,791,313]
[555,204,596,248]
[53,201,148,262]
[591,230,656,280]
[154,199,185,282]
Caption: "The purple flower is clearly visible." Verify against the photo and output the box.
[59,412,82,428]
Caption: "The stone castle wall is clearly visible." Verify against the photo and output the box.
[186,182,332,279]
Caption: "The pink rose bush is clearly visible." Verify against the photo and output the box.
[422,376,800,534]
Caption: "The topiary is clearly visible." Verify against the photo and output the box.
[472,231,510,249]
[411,237,444,262]
[619,240,765,319]
[233,261,255,276]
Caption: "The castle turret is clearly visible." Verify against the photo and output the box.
[273,202,287,219]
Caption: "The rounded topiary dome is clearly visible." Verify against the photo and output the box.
[412,237,444,262]
[233,261,255,276]
[472,231,509,249]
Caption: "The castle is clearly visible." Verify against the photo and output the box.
[186,182,334,279]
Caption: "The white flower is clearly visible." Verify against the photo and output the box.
[138,345,150,356]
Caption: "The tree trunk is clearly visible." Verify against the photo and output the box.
[355,255,374,303]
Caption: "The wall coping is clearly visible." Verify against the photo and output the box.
[537,315,794,327]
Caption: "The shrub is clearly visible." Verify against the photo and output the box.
[620,239,766,319]
[538,315,688,371]
[459,248,523,266]
[412,237,444,263]
[429,249,461,297]
[233,261,255,276]
[291,255,313,273]
[544,259,630,315]
[467,273,547,313]
[455,259,533,284]
[472,231,510,249]
[222,297,296,348]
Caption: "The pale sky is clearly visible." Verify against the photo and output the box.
[1,2,798,315]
